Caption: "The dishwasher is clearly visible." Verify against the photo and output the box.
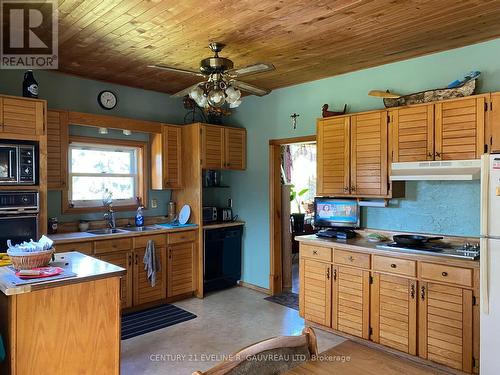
[204,226,243,293]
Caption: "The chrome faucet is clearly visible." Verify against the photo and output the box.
[104,207,116,229]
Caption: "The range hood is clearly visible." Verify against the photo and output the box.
[390,159,481,181]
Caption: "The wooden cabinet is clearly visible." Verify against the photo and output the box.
[201,124,247,170]
[151,125,182,190]
[99,251,133,309]
[391,104,434,162]
[0,96,46,135]
[299,258,332,327]
[46,109,69,190]
[317,116,350,196]
[418,282,474,372]
[133,242,167,305]
[391,96,486,162]
[489,92,500,153]
[435,96,485,160]
[224,127,246,170]
[167,240,195,298]
[331,265,370,339]
[55,241,92,255]
[201,125,224,169]
[350,111,388,196]
[371,273,417,355]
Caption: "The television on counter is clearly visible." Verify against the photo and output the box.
[313,197,360,229]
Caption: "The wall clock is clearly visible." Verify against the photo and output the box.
[97,90,118,110]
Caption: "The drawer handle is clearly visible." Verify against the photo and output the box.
[421,286,426,301]
[333,268,337,281]
[312,250,318,255]
[410,283,415,299]
[390,263,397,268]
[348,256,354,262]
[442,271,448,277]
[326,268,330,280]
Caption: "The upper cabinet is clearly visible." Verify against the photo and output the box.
[317,111,389,198]
[351,111,388,197]
[0,95,46,136]
[47,110,69,190]
[201,124,247,170]
[489,92,500,153]
[317,116,350,196]
[391,96,486,162]
[151,125,182,190]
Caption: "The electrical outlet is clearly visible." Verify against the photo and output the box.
[151,199,158,209]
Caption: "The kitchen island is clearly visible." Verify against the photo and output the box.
[0,252,125,375]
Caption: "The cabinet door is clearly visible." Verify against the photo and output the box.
[350,111,388,196]
[371,273,417,355]
[163,126,182,188]
[435,97,485,160]
[98,251,133,309]
[332,265,370,339]
[299,258,331,326]
[1,97,45,135]
[201,125,224,169]
[489,92,500,153]
[392,104,434,162]
[224,127,246,170]
[133,245,167,305]
[167,241,195,298]
[419,282,474,372]
[47,110,69,190]
[317,116,350,196]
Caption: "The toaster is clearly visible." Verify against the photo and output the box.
[203,207,218,223]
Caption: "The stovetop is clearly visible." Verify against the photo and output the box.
[375,241,480,260]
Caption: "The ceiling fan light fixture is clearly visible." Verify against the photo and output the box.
[207,88,225,107]
[229,99,242,109]
[225,86,241,102]
[195,95,207,108]
[189,85,204,101]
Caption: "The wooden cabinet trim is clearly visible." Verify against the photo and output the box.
[94,238,132,255]
[373,255,416,277]
[419,262,472,287]
[334,248,370,269]
[301,244,332,262]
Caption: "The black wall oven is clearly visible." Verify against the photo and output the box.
[0,140,38,185]
[0,191,39,251]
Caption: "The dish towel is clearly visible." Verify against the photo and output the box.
[143,240,160,287]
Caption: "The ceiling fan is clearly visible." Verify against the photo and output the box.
[149,42,275,109]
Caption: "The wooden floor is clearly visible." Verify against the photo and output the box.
[286,340,448,375]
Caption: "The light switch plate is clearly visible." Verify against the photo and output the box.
[151,199,158,208]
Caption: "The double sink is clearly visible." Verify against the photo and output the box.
[86,226,161,235]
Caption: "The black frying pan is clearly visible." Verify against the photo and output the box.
[393,235,443,246]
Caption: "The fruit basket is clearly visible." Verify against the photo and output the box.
[7,248,54,270]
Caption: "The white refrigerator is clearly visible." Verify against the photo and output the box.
[480,154,500,374]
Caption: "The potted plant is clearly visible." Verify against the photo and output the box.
[290,185,309,233]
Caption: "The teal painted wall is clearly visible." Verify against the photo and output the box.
[0,70,185,222]
[227,39,500,289]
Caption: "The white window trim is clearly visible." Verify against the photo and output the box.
[68,142,140,208]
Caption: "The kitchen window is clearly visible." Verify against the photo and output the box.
[65,137,147,211]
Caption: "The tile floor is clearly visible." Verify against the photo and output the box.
[121,286,345,375]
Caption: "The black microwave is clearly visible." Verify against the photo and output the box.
[0,141,38,185]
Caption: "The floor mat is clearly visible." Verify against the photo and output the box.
[121,304,197,340]
[264,291,299,311]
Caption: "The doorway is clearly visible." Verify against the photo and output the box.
[269,135,316,296]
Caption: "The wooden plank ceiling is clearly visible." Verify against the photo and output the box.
[57,0,500,94]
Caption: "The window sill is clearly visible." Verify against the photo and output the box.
[62,204,145,215]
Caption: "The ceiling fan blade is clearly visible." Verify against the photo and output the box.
[172,82,204,97]
[230,80,271,96]
[226,63,275,78]
[148,64,205,77]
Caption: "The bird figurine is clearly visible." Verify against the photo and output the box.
[322,103,347,118]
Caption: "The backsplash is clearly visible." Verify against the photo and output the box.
[362,180,480,237]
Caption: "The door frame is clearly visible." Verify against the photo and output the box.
[269,135,316,295]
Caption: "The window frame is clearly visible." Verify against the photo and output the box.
[62,136,148,214]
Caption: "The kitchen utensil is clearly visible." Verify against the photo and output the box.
[392,234,443,246]
[178,205,191,225]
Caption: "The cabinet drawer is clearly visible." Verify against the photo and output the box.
[55,241,93,255]
[133,234,166,249]
[300,244,332,262]
[168,230,196,244]
[420,262,472,287]
[334,249,370,269]
[373,255,416,277]
[94,238,132,254]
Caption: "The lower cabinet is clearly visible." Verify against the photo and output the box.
[332,265,370,339]
[418,282,474,373]
[371,273,417,355]
[132,243,167,306]
[167,240,196,298]
[99,251,133,309]
[300,258,332,327]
